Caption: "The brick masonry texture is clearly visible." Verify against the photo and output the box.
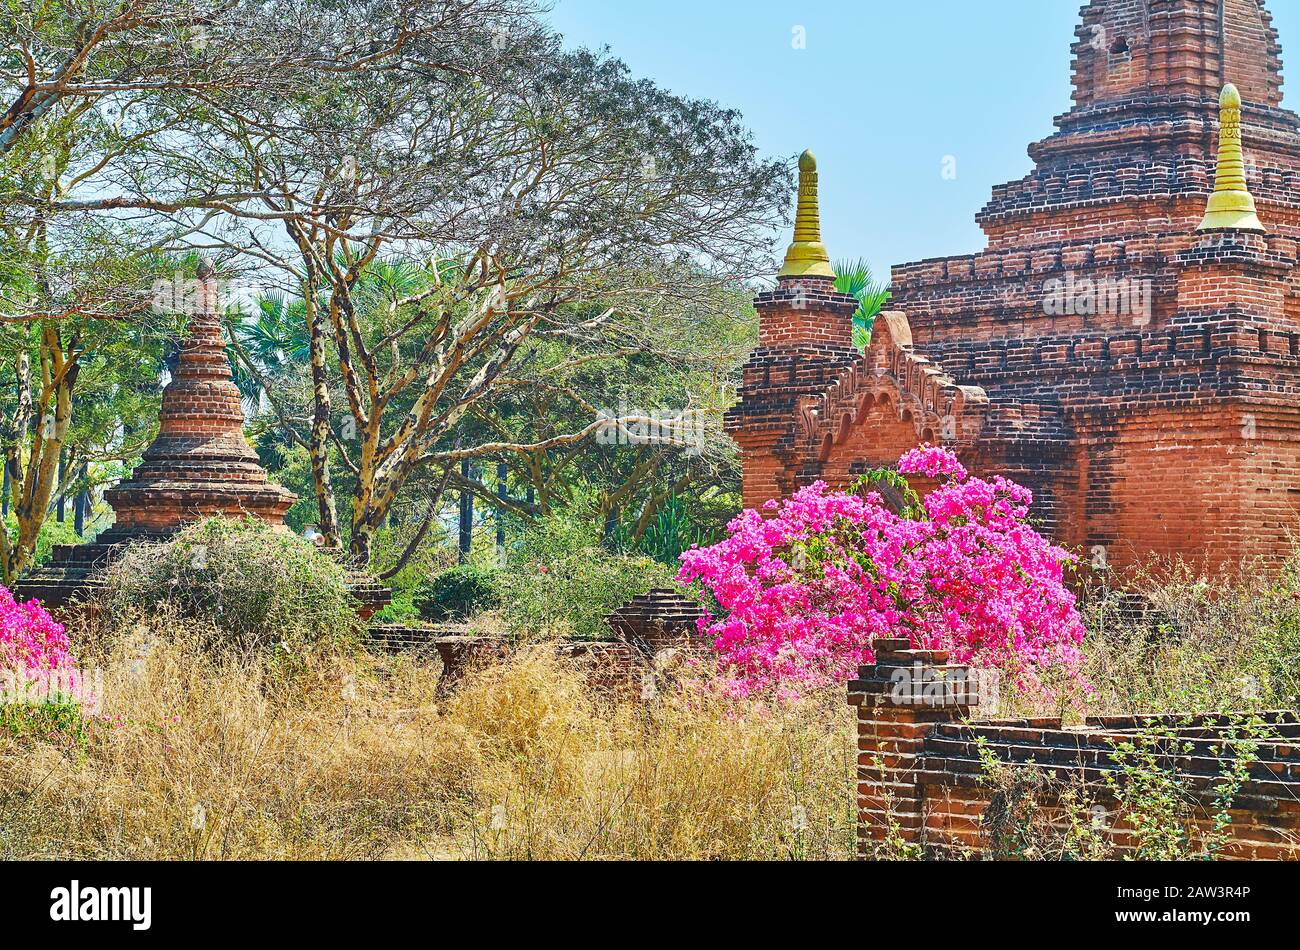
[730,0,1300,572]
[850,642,1300,859]
[15,272,386,618]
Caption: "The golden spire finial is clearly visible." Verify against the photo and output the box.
[778,149,835,279]
[1198,83,1265,232]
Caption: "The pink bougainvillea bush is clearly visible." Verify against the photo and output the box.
[0,585,81,705]
[677,446,1086,697]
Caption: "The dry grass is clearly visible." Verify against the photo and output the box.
[11,553,1298,860]
[0,620,855,861]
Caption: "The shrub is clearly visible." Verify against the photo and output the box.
[0,585,74,674]
[414,564,502,623]
[99,517,361,653]
[679,445,1086,697]
[370,518,459,624]
[500,515,678,640]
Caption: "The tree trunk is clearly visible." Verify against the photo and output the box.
[458,459,473,562]
[304,293,340,543]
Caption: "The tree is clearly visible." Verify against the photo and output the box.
[117,21,789,563]
[2,1,791,569]
[0,0,520,156]
[0,0,547,570]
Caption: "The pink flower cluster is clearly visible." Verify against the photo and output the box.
[0,586,74,675]
[678,446,1085,697]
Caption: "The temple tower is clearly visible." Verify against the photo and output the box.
[726,151,861,509]
[15,263,300,610]
[735,0,1300,572]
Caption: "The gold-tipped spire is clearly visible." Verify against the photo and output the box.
[1198,83,1266,232]
[778,150,835,279]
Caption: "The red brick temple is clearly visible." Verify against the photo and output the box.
[729,0,1300,572]
[17,263,387,618]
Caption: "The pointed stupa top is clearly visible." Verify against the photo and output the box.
[778,150,835,279]
[1198,83,1266,233]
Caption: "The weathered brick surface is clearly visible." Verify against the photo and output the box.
[733,0,1300,571]
[850,645,1300,859]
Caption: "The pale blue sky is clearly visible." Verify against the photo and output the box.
[547,0,1300,283]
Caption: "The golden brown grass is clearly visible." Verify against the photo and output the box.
[0,620,855,860]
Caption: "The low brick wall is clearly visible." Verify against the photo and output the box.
[365,625,698,699]
[850,639,1300,860]
[368,589,708,699]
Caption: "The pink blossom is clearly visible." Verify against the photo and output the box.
[0,585,94,715]
[678,447,1085,698]
[0,586,74,677]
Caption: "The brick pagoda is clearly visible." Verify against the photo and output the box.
[730,0,1300,572]
[14,263,382,612]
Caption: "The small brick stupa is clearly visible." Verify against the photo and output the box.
[731,0,1300,573]
[16,262,386,616]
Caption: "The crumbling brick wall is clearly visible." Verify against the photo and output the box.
[850,642,1300,860]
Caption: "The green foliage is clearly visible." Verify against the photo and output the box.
[850,468,924,520]
[99,517,361,654]
[619,493,717,566]
[3,513,82,569]
[414,564,503,623]
[366,515,457,624]
[501,513,678,640]
[1104,718,1270,861]
[834,258,891,351]
[0,700,89,749]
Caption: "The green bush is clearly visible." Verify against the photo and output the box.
[99,516,362,653]
[500,514,678,640]
[413,563,502,623]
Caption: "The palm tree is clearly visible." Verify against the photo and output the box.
[225,292,312,407]
[833,258,891,351]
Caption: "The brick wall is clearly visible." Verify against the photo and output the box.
[850,642,1300,859]
[733,0,1300,573]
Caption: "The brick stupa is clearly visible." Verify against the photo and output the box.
[17,262,298,610]
[730,0,1300,573]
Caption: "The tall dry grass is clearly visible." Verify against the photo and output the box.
[0,619,855,860]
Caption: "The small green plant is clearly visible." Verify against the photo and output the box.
[414,564,503,623]
[0,700,89,749]
[1104,717,1271,860]
[502,514,678,640]
[1105,726,1197,859]
[633,494,712,566]
[862,753,923,861]
[975,737,1109,860]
